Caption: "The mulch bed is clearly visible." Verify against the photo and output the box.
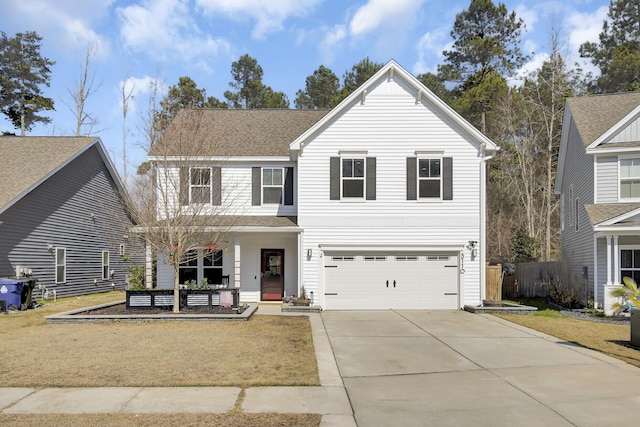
[76,303,241,316]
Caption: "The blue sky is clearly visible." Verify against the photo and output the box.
[1,0,610,177]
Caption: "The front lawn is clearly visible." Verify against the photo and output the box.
[496,298,640,368]
[0,292,319,387]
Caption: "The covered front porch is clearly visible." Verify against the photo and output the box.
[588,204,640,312]
[148,216,304,303]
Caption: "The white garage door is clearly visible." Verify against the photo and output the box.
[323,253,459,310]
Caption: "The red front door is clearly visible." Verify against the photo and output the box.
[261,249,284,301]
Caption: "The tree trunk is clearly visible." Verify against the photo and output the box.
[173,266,180,313]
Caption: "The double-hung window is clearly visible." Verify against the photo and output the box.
[262,168,283,204]
[342,158,365,198]
[190,167,212,204]
[179,249,198,284]
[418,158,441,199]
[102,251,110,280]
[55,247,66,284]
[620,158,640,200]
[203,250,223,285]
[621,248,640,283]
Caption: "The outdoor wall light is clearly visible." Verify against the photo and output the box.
[307,248,312,258]
[47,243,53,250]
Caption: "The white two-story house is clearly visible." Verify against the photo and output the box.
[556,92,640,311]
[147,60,498,310]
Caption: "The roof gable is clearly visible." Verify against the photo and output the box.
[290,60,499,153]
[150,109,329,158]
[0,136,122,214]
[566,92,640,148]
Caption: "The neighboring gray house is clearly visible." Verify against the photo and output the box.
[149,61,499,309]
[555,92,640,310]
[0,136,142,298]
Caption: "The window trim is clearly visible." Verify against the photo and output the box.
[189,167,212,205]
[618,155,640,202]
[417,156,443,201]
[262,167,284,205]
[620,246,640,285]
[574,197,579,232]
[102,250,110,280]
[341,157,366,199]
[55,247,66,284]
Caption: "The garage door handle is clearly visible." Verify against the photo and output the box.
[393,280,396,288]
[444,293,457,295]
[386,280,389,288]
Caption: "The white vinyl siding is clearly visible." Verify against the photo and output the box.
[607,116,640,143]
[297,74,484,307]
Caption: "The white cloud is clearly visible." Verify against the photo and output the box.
[117,0,230,63]
[565,5,608,76]
[413,30,448,75]
[0,0,112,59]
[319,25,347,64]
[350,0,425,36]
[510,52,550,86]
[515,3,538,34]
[117,76,166,116]
[196,0,322,39]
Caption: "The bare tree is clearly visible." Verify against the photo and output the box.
[128,109,241,313]
[63,43,101,135]
[121,78,135,188]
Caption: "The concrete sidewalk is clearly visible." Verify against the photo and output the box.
[0,305,356,426]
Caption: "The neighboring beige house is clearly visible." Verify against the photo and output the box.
[555,92,640,311]
[148,60,499,310]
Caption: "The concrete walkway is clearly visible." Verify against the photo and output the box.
[323,309,640,427]
[2,306,640,427]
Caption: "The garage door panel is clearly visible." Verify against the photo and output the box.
[324,253,459,310]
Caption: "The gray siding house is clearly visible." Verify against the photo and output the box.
[0,136,142,298]
[556,92,640,310]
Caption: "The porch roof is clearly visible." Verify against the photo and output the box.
[147,215,299,230]
[585,203,640,225]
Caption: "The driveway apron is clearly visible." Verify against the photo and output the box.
[321,310,640,427]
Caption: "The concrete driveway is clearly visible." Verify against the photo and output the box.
[322,310,640,427]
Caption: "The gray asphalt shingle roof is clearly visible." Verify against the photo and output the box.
[567,92,640,146]
[150,109,329,157]
[0,136,96,209]
[585,203,640,226]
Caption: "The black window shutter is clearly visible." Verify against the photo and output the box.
[212,167,222,205]
[366,157,376,200]
[329,157,340,200]
[443,157,453,200]
[180,167,189,205]
[406,157,417,200]
[284,167,294,205]
[252,167,261,206]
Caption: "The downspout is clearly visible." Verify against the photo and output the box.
[480,143,495,304]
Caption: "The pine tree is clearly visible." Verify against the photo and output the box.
[0,31,55,135]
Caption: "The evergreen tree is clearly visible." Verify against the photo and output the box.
[438,0,526,135]
[580,0,640,92]
[334,57,383,104]
[0,31,55,135]
[295,65,339,109]
[224,54,289,108]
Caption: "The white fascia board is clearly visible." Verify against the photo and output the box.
[131,225,301,234]
[594,226,640,235]
[587,104,640,150]
[600,208,640,226]
[586,146,640,155]
[290,60,499,154]
[148,156,291,163]
[319,244,464,252]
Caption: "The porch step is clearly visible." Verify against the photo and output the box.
[258,301,283,306]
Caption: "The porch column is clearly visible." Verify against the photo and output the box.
[606,235,612,285]
[145,239,153,289]
[234,237,241,289]
[613,235,620,285]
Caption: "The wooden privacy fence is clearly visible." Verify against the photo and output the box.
[485,263,503,301]
[515,261,569,298]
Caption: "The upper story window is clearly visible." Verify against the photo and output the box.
[418,158,442,199]
[342,158,365,198]
[620,158,640,200]
[190,168,212,204]
[262,168,283,204]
